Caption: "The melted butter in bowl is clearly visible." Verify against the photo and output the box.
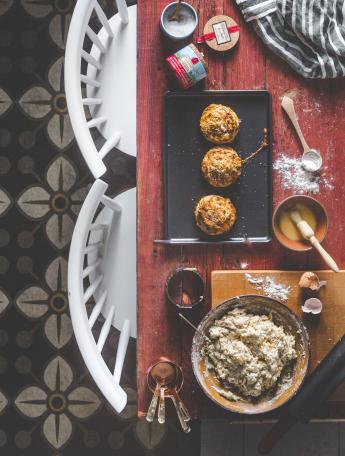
[272,195,328,252]
[279,203,317,241]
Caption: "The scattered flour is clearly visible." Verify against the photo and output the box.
[273,154,333,194]
[245,273,291,303]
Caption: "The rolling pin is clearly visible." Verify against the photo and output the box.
[258,334,345,454]
[288,207,339,272]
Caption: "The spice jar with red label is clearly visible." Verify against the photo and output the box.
[166,43,208,89]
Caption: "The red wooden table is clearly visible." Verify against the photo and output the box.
[137,0,345,419]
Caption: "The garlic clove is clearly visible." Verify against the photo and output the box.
[302,297,323,315]
[298,272,323,291]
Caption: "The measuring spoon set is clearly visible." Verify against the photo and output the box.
[146,360,191,433]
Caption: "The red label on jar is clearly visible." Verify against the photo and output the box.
[166,54,192,89]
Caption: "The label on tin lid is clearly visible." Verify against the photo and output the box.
[212,21,231,45]
[198,15,240,52]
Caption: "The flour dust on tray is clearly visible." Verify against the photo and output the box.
[273,154,333,194]
[245,273,291,303]
[202,307,297,400]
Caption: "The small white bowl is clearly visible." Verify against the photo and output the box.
[160,2,198,41]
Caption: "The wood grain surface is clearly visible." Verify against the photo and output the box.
[137,0,345,419]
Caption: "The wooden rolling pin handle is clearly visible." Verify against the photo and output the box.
[259,334,345,453]
[309,236,339,272]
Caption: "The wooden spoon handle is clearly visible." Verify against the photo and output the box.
[281,96,309,153]
[309,236,339,272]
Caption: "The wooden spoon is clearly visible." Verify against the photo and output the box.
[281,96,322,172]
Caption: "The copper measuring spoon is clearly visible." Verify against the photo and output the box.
[166,386,191,421]
[147,360,191,432]
[158,382,166,424]
[162,364,191,432]
[146,361,176,424]
[146,382,161,422]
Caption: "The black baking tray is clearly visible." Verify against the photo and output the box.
[158,90,272,244]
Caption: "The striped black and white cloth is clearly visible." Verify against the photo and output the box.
[236,0,345,78]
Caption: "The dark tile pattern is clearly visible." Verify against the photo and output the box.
[0,1,200,454]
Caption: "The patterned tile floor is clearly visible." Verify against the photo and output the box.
[0,1,200,454]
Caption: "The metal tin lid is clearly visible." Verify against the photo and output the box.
[199,15,240,52]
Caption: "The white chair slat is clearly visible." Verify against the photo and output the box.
[99,132,121,159]
[83,258,102,279]
[83,274,103,304]
[81,49,103,70]
[97,307,115,352]
[113,319,130,383]
[86,25,107,53]
[101,195,122,213]
[84,243,102,255]
[89,289,107,329]
[116,0,129,24]
[87,116,107,128]
[82,97,103,106]
[94,2,114,37]
[90,223,108,231]
[81,75,101,87]
[86,238,104,248]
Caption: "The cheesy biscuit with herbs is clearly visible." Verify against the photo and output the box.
[202,146,242,187]
[200,104,240,144]
[195,195,237,235]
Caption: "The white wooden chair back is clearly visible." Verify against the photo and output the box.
[68,179,136,413]
[65,0,137,178]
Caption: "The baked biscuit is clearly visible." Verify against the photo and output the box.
[195,195,237,235]
[202,147,242,187]
[200,104,240,144]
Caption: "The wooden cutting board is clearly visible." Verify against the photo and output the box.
[212,270,345,402]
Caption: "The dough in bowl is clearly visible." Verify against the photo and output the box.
[202,307,297,400]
